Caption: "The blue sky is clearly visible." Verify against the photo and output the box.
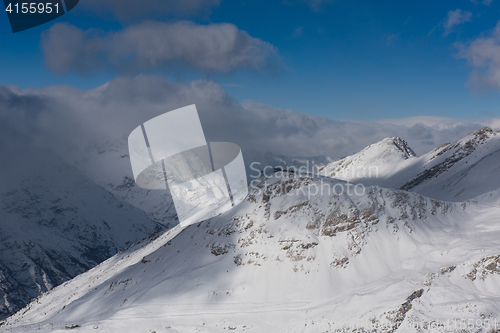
[2,0,500,120]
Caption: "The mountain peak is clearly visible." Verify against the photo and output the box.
[319,136,416,181]
[383,137,417,159]
[398,126,500,196]
[469,126,494,137]
[447,126,494,144]
[459,127,497,146]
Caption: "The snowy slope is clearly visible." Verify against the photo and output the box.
[320,127,500,202]
[3,174,500,332]
[319,137,417,185]
[0,144,163,320]
[243,149,334,177]
[0,129,333,321]
[73,139,334,226]
[74,138,178,226]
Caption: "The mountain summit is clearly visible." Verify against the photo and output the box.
[320,127,500,201]
[319,137,416,184]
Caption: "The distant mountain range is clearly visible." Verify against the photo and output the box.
[320,127,500,201]
[3,128,500,332]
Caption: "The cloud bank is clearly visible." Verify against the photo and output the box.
[42,22,280,75]
[456,21,500,92]
[0,76,495,167]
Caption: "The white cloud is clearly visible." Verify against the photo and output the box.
[456,21,500,92]
[42,22,281,75]
[0,76,493,164]
[443,9,472,36]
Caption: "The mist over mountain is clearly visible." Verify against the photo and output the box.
[3,132,500,332]
[1,74,500,330]
[1,86,500,328]
[1,78,496,164]
[4,0,500,331]
[0,140,164,320]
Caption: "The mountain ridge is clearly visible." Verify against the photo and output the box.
[320,127,500,202]
[4,129,500,331]
[4,173,500,332]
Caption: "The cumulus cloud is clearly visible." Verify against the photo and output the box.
[443,9,472,36]
[456,21,500,92]
[0,75,494,170]
[80,0,222,21]
[41,22,281,75]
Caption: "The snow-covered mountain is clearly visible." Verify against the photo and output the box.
[74,138,178,226]
[320,127,500,201]
[243,149,334,177]
[318,136,416,185]
[68,137,335,232]
[75,139,334,219]
[0,144,164,320]
[0,130,333,322]
[3,173,500,332]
